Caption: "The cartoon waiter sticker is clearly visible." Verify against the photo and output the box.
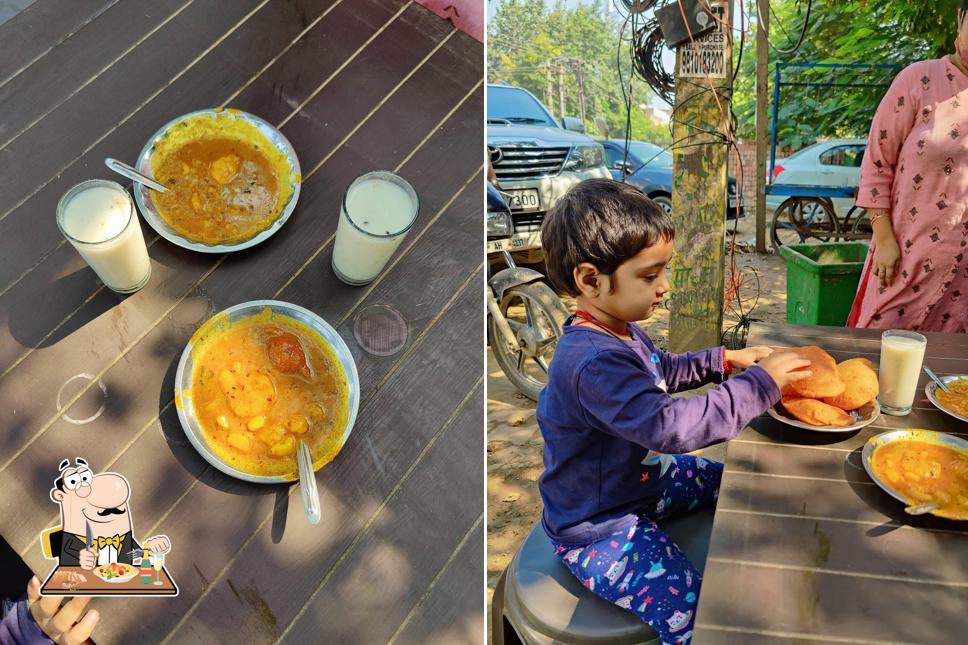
[39,458,177,596]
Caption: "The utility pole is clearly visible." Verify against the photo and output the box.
[557,58,566,121]
[755,0,769,253]
[668,0,733,352]
[545,64,554,112]
[574,59,587,124]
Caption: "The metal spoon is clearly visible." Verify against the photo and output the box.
[297,440,320,525]
[904,502,939,516]
[923,366,950,393]
[104,158,168,193]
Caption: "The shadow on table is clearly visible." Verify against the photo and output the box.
[750,416,863,446]
[7,267,120,352]
[154,349,294,541]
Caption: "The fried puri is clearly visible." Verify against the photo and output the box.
[781,396,854,427]
[784,345,845,399]
[822,357,879,411]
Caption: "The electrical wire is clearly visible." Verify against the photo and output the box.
[756,0,813,56]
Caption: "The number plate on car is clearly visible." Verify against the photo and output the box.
[486,237,528,253]
[504,189,540,212]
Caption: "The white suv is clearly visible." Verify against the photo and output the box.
[487,84,610,259]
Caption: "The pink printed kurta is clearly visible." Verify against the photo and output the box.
[847,58,968,333]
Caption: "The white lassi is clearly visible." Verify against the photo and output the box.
[56,180,151,293]
[878,330,927,415]
[332,171,418,285]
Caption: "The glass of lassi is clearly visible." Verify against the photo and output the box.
[56,179,151,293]
[332,171,419,286]
[878,329,927,416]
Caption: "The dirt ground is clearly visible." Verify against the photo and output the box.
[486,215,790,604]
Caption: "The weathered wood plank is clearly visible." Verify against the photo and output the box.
[390,516,486,645]
[696,560,966,643]
[6,77,482,555]
[0,0,460,489]
[0,0,267,212]
[0,0,115,83]
[706,509,968,584]
[86,275,482,642]
[0,0,396,373]
[0,0,187,149]
[274,384,484,644]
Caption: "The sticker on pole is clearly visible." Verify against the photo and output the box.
[678,1,728,79]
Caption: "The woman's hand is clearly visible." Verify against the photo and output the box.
[725,346,773,369]
[870,211,901,288]
[26,576,99,644]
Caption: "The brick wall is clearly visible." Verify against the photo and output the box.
[728,140,792,200]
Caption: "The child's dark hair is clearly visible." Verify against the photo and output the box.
[541,179,675,296]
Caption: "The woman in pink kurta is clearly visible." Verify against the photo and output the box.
[847,10,968,333]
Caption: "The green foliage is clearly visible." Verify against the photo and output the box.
[488,0,672,145]
[732,0,960,149]
[488,0,960,151]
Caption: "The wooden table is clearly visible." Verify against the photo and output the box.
[694,323,968,644]
[40,565,177,597]
[0,1,484,643]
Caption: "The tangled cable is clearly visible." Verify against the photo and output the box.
[631,18,675,105]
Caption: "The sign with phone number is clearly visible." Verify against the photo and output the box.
[678,1,727,79]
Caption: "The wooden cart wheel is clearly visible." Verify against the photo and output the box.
[771,197,841,250]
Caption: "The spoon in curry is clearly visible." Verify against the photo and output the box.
[923,366,950,393]
[904,502,939,516]
[104,158,169,193]
[297,440,320,525]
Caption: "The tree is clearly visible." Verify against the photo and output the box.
[488,0,672,145]
[732,0,961,150]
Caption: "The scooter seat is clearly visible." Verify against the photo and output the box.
[501,508,714,644]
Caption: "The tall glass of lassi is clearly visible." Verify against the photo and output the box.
[56,179,151,293]
[332,171,419,286]
[878,329,927,416]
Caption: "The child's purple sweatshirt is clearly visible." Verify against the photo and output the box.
[1,596,50,645]
[536,322,780,545]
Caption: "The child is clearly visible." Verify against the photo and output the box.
[536,179,811,645]
[1,535,99,644]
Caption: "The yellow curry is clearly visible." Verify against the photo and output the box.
[871,440,968,519]
[936,377,968,418]
[188,309,349,478]
[150,112,296,245]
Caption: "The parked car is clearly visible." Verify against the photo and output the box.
[766,138,866,217]
[600,139,744,219]
[487,84,610,261]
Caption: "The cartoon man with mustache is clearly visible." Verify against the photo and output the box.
[48,458,170,569]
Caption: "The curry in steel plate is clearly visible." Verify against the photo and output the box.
[149,111,297,245]
[869,437,968,520]
[182,308,350,478]
[936,378,968,418]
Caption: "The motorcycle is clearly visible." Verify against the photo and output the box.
[486,180,569,401]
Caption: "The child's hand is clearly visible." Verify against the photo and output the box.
[27,576,99,644]
[758,351,813,390]
[725,346,773,369]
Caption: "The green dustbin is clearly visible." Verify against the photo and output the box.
[778,242,869,326]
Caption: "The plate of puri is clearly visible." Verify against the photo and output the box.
[134,108,301,252]
[174,301,359,483]
[767,346,881,432]
[862,429,968,520]
[925,374,968,424]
